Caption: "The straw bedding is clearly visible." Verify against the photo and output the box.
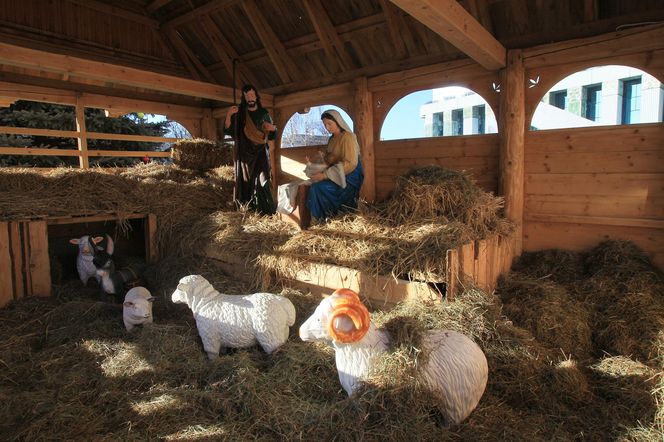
[0,165,662,440]
[170,138,233,172]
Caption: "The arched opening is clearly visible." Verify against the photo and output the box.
[530,65,664,130]
[279,105,353,182]
[380,87,497,141]
[281,105,353,148]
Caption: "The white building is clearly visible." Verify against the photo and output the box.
[419,66,664,136]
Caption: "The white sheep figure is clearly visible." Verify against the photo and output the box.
[171,275,296,360]
[299,288,488,426]
[69,234,114,286]
[123,287,156,332]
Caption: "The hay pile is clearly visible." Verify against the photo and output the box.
[0,249,661,440]
[499,240,664,365]
[238,166,512,284]
[170,138,233,172]
[0,163,235,256]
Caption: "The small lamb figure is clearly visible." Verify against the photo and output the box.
[171,275,296,360]
[123,287,156,331]
[299,288,488,426]
[69,234,114,286]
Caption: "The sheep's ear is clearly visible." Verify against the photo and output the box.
[147,297,156,302]
[105,235,114,255]
[69,238,81,245]
[123,301,134,307]
[328,300,370,343]
[92,236,104,244]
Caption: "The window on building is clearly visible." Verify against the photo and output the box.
[380,87,497,140]
[530,66,662,130]
[550,90,567,110]
[472,105,485,134]
[583,84,602,121]
[432,112,444,136]
[452,109,463,135]
[621,77,642,124]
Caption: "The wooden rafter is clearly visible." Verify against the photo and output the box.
[146,0,175,14]
[200,16,259,87]
[166,0,239,29]
[389,0,506,70]
[378,0,408,59]
[155,28,202,81]
[0,41,255,104]
[164,26,217,83]
[65,0,160,29]
[302,0,354,72]
[241,0,299,83]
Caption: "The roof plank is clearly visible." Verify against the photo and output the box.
[389,0,506,70]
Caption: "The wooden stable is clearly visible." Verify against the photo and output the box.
[0,213,158,307]
[0,1,662,303]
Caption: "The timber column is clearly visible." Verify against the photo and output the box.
[353,77,375,202]
[499,49,525,255]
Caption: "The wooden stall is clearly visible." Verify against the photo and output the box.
[0,213,158,307]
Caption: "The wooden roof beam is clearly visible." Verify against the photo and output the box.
[65,0,160,29]
[388,0,506,70]
[0,41,275,105]
[166,0,239,29]
[164,26,217,83]
[242,0,300,83]
[302,0,354,72]
[200,16,260,87]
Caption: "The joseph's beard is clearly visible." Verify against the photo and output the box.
[247,101,257,107]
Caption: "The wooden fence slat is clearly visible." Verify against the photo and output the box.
[475,239,488,291]
[0,222,13,307]
[446,248,459,301]
[27,221,51,297]
[146,214,159,264]
[9,222,24,300]
[460,241,475,285]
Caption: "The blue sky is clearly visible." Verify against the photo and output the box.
[380,90,431,140]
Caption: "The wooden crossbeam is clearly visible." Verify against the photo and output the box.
[0,41,258,104]
[65,0,160,29]
[389,0,506,70]
[303,0,354,72]
[166,0,239,29]
[465,0,493,33]
[164,26,217,83]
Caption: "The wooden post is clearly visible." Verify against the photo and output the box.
[0,222,13,307]
[146,214,159,264]
[200,108,218,140]
[75,95,89,169]
[353,77,376,202]
[27,221,50,297]
[499,50,525,255]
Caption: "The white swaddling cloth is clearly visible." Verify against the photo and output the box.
[276,161,346,214]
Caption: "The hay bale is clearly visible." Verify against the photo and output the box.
[370,165,513,239]
[171,138,233,171]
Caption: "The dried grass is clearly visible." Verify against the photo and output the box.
[170,138,233,172]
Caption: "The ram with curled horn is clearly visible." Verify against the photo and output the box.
[299,288,488,426]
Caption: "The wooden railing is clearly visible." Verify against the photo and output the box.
[0,125,179,166]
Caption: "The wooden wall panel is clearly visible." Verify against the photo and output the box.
[524,124,664,269]
[374,135,500,199]
[0,222,12,307]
